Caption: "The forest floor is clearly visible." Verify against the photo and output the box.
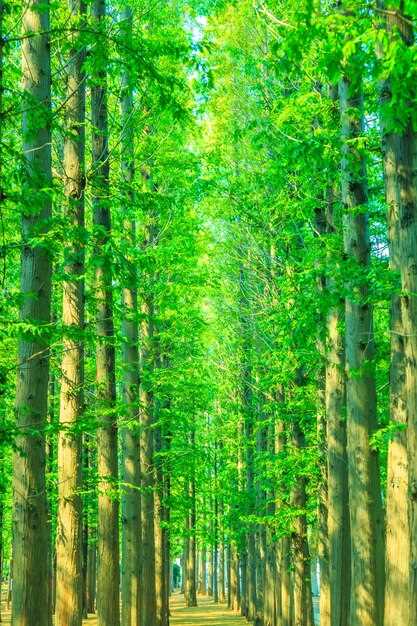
[170,593,248,626]
[0,589,247,625]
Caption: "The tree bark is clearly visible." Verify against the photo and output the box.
[198,546,207,595]
[55,2,86,625]
[91,2,120,625]
[140,294,157,626]
[326,295,350,626]
[377,6,412,626]
[339,65,385,626]
[291,423,313,626]
[119,8,141,626]
[230,543,240,613]
[184,479,197,607]
[12,2,52,624]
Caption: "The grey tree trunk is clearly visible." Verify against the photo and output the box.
[12,2,52,625]
[55,2,86,625]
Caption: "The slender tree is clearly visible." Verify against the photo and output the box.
[12,2,52,624]
[55,1,86,625]
[119,7,141,626]
[339,29,385,626]
[91,1,120,624]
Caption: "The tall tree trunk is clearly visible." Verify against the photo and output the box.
[12,2,52,625]
[291,423,313,626]
[184,479,197,607]
[230,543,240,613]
[91,2,120,625]
[239,549,247,618]
[55,2,86,625]
[87,541,97,614]
[140,295,157,626]
[275,420,292,626]
[326,292,350,626]
[198,546,207,594]
[213,497,219,603]
[219,538,226,603]
[339,64,385,626]
[377,6,412,625]
[207,546,213,596]
[119,8,141,626]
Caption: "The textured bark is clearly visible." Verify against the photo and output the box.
[91,2,120,625]
[230,543,240,613]
[55,3,86,625]
[87,541,97,614]
[12,2,52,625]
[219,542,226,603]
[275,421,291,626]
[263,537,276,626]
[239,550,247,618]
[339,68,385,626]
[207,546,213,596]
[198,546,207,595]
[213,499,219,603]
[319,186,351,626]
[140,296,157,626]
[326,299,350,626]
[377,6,412,625]
[184,479,197,607]
[154,412,169,626]
[291,423,313,626]
[119,8,141,626]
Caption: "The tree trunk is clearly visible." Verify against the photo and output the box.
[326,294,350,626]
[87,542,97,614]
[213,501,219,603]
[198,546,207,595]
[291,423,313,626]
[207,546,213,596]
[119,8,141,626]
[219,543,225,603]
[91,2,120,625]
[230,543,240,613]
[12,2,52,625]
[184,480,197,607]
[378,6,412,626]
[240,550,247,618]
[140,295,157,626]
[55,2,86,625]
[339,66,385,626]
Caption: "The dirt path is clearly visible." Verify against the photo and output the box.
[0,591,247,626]
[170,594,248,626]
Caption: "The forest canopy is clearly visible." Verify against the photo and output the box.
[0,1,416,626]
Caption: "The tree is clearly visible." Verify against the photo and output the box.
[12,2,52,624]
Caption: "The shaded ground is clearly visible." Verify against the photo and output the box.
[0,590,246,626]
[1,587,319,625]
